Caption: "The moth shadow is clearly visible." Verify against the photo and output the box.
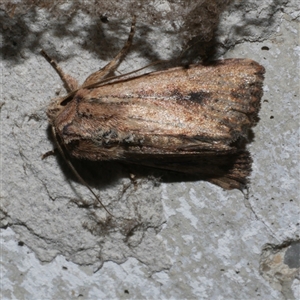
[121,163,206,184]
[51,150,252,194]
[51,148,200,189]
[52,152,208,191]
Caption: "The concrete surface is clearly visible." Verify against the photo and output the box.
[1,1,299,299]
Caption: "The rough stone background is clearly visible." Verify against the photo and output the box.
[1,0,299,299]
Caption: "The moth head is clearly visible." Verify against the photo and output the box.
[47,95,73,124]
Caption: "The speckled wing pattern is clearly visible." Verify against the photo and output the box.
[51,59,265,189]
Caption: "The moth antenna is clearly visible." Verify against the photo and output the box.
[40,49,79,92]
[178,41,199,60]
[57,59,169,104]
[84,60,168,89]
[82,15,137,87]
[51,127,113,217]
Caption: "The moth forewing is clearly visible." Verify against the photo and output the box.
[52,59,264,155]
[49,58,264,190]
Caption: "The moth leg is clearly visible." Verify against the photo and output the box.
[40,50,79,93]
[82,16,136,87]
[41,149,58,160]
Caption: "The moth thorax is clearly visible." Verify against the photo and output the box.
[47,97,66,123]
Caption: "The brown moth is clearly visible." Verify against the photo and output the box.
[42,19,265,204]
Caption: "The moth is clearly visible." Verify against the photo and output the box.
[42,20,265,209]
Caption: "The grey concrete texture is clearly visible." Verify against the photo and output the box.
[1,0,299,299]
